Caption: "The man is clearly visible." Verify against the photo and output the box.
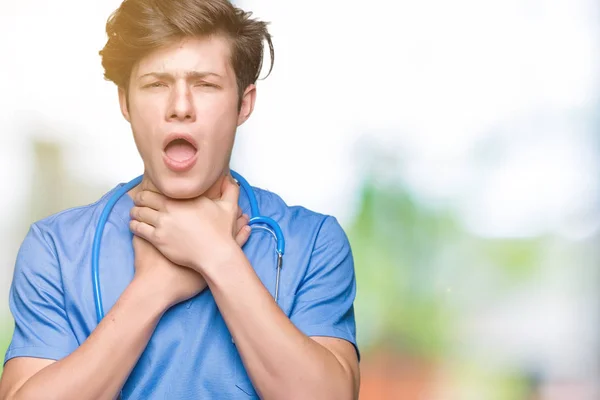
[0,0,360,398]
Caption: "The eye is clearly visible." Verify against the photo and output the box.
[194,81,218,88]
[144,82,167,89]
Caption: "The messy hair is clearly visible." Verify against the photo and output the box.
[99,0,274,101]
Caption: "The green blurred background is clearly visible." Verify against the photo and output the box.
[1,0,599,398]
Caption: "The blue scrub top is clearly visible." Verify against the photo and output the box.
[4,181,358,399]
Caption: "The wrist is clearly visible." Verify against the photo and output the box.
[190,239,244,275]
[129,274,172,314]
[196,240,245,278]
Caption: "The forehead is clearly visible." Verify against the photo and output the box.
[133,35,234,79]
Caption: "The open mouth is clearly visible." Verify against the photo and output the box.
[162,134,199,172]
[164,136,197,163]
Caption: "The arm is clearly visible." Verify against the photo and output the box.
[1,214,250,400]
[0,225,213,400]
[205,248,359,400]
[0,277,167,400]
[202,216,360,400]
[129,177,360,400]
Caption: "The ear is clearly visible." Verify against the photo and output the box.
[237,84,256,127]
[118,87,131,122]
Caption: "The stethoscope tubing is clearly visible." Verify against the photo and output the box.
[91,171,285,324]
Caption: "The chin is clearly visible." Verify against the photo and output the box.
[155,175,208,199]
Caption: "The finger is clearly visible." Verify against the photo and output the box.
[134,190,166,211]
[129,220,156,242]
[221,174,240,205]
[235,225,251,247]
[130,206,160,227]
[235,213,250,234]
[220,173,235,194]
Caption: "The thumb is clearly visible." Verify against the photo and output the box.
[221,174,240,205]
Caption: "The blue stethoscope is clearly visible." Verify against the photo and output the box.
[91,170,285,323]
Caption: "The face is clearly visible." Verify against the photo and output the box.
[119,35,255,199]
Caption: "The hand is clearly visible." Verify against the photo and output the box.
[131,206,251,308]
[129,175,247,271]
[132,235,206,309]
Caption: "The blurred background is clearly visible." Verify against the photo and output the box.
[1,0,599,398]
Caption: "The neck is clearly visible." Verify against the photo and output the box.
[127,170,229,201]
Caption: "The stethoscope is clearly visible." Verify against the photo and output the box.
[91,170,285,323]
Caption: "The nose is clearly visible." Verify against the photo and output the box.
[166,82,196,122]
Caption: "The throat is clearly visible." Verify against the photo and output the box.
[127,175,161,200]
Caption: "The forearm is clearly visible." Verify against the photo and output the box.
[203,246,353,400]
[13,277,166,400]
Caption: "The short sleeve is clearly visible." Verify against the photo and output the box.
[4,224,79,365]
[289,216,359,359]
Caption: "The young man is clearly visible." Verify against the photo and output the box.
[0,0,359,399]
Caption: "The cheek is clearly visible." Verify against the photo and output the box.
[196,94,239,131]
[198,107,237,152]
[196,115,237,170]
[129,99,162,153]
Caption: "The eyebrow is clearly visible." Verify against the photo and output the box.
[138,71,222,80]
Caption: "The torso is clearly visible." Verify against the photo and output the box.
[43,182,327,399]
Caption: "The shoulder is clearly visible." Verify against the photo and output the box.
[16,185,125,268]
[251,186,350,248]
[12,184,125,287]
[31,184,123,240]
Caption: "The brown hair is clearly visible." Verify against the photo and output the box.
[99,0,274,101]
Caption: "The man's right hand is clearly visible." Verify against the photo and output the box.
[132,208,251,309]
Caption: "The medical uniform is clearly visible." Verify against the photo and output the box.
[4,182,358,399]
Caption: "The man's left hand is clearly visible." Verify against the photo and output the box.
[129,175,249,271]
